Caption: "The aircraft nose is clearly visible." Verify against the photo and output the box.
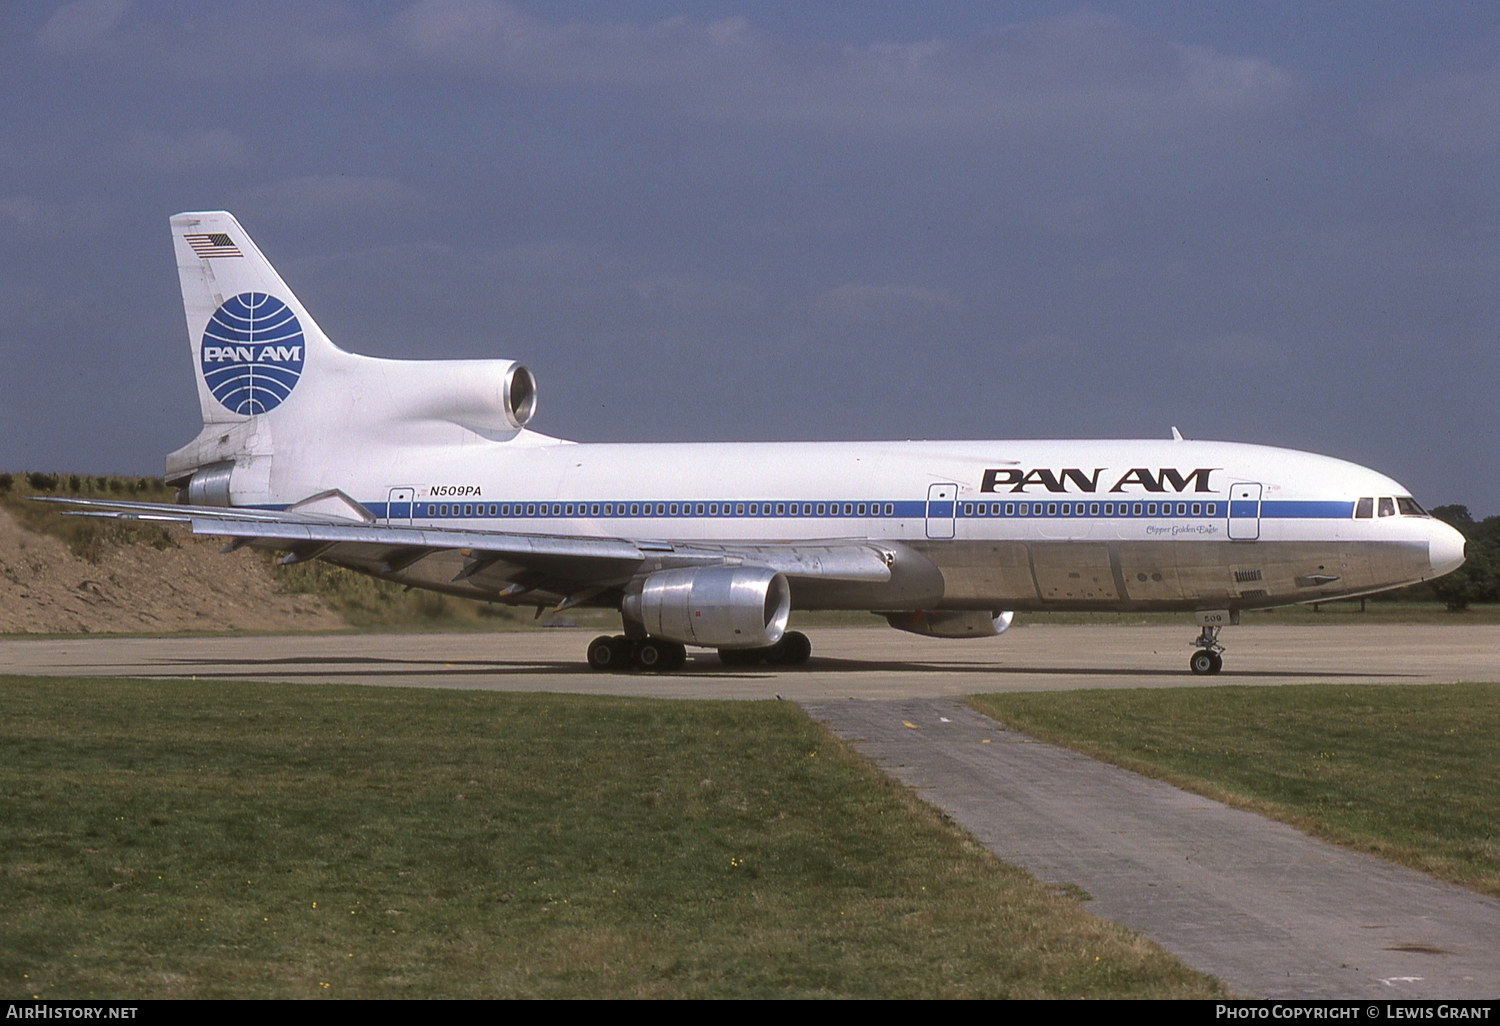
[1427,520,1466,578]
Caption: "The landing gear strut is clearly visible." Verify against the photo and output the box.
[1188,625,1225,675]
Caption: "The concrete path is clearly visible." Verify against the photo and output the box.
[802,697,1500,1000]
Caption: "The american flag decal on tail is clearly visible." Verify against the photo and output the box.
[184,232,242,258]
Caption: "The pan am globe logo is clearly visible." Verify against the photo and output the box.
[200,292,305,414]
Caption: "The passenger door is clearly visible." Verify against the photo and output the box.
[1228,482,1261,541]
[385,487,415,525]
[926,483,957,539]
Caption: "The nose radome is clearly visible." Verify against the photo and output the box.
[1427,520,1467,578]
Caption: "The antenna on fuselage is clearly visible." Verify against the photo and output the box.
[1171,426,1185,442]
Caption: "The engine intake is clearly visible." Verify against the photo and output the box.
[884,610,1013,638]
[624,566,791,648]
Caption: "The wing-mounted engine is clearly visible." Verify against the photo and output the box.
[884,609,1013,638]
[623,566,792,649]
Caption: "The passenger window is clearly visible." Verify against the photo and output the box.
[1005,503,1015,516]
[736,503,745,515]
[816,504,825,515]
[1146,503,1156,515]
[1355,497,1373,518]
[1378,497,1395,518]
[1190,503,1200,516]
[963,503,974,516]
[1176,503,1186,516]
[1060,503,1071,515]
[696,503,705,515]
[1090,503,1100,516]
[883,504,893,515]
[858,503,867,515]
[1047,503,1057,515]
[629,503,639,516]
[1206,503,1216,516]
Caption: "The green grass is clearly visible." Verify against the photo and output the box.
[0,676,1220,999]
[0,472,178,563]
[969,683,1500,898]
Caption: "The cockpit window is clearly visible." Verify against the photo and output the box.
[1355,497,1373,519]
[1378,497,1395,518]
[1397,497,1427,516]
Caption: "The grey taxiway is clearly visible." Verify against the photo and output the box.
[4,623,1498,998]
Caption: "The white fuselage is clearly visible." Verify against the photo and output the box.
[250,433,1463,614]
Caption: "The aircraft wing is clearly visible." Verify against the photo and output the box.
[40,497,893,604]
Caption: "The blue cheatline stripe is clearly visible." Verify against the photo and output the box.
[261,496,1359,524]
[1260,500,1354,518]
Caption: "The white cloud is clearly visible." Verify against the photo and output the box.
[34,0,130,54]
[812,283,957,321]
[0,196,61,236]
[1377,66,1500,155]
[118,129,248,174]
[239,175,424,220]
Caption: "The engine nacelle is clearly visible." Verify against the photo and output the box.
[389,359,537,432]
[884,610,1013,639]
[623,566,791,648]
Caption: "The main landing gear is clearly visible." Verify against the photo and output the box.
[1189,624,1225,675]
[586,635,687,673]
[718,631,811,668]
[584,631,814,673]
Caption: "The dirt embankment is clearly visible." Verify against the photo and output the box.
[0,509,347,635]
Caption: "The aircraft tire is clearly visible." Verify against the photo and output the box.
[765,631,811,666]
[1208,652,1223,674]
[1189,650,1217,675]
[632,638,687,673]
[586,635,618,672]
[719,647,762,666]
[658,641,688,673]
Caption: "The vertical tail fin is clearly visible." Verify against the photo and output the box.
[171,211,348,424]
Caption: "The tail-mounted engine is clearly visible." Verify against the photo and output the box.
[623,566,792,649]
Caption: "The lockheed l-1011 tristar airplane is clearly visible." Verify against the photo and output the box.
[51,212,1467,674]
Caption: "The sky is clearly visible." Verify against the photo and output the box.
[2,1,1498,514]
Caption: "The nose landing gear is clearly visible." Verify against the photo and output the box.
[1188,610,1236,675]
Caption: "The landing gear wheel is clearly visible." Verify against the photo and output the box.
[586,635,619,671]
[631,639,666,672]
[764,631,812,666]
[1189,649,1224,675]
[657,641,688,673]
[719,648,763,667]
